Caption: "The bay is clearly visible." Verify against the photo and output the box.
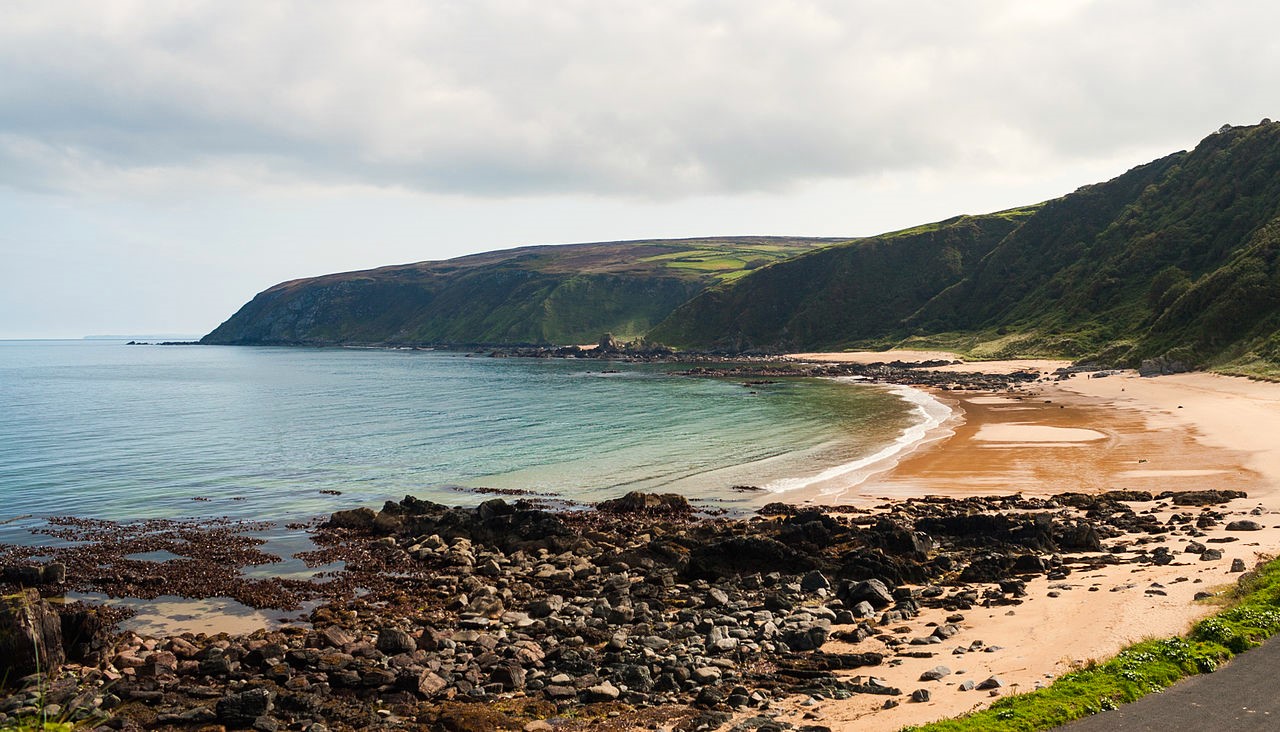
[0,340,931,544]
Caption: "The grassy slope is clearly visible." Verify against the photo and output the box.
[653,122,1280,373]
[907,122,1280,367]
[647,209,1038,352]
[201,237,840,346]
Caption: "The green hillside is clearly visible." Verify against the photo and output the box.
[201,238,840,346]
[646,208,1037,352]
[206,122,1280,376]
[654,121,1280,376]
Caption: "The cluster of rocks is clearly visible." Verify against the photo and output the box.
[0,488,1257,731]
[673,362,1044,391]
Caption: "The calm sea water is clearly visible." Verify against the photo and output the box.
[0,340,939,545]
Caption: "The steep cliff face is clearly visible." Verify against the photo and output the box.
[648,210,1035,351]
[202,237,839,346]
[654,122,1280,374]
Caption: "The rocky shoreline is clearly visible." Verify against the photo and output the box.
[0,485,1259,732]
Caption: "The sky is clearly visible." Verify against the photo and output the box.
[2,1,1278,338]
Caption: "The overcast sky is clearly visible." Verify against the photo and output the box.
[3,1,1278,338]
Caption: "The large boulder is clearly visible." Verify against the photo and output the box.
[597,491,693,516]
[0,589,65,683]
[838,579,894,610]
[685,536,815,579]
[324,507,379,531]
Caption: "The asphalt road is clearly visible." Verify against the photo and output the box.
[1065,636,1280,731]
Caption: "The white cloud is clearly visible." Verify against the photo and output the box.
[3,0,1277,200]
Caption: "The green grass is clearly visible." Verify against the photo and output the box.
[907,557,1280,731]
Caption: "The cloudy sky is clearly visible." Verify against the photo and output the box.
[3,1,1278,338]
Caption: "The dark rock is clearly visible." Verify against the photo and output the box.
[919,665,950,681]
[1139,356,1191,377]
[216,688,274,728]
[839,579,894,609]
[1200,549,1224,561]
[597,491,692,515]
[976,676,1003,690]
[781,625,830,652]
[324,508,379,531]
[800,570,831,592]
[376,628,416,655]
[489,663,526,691]
[687,536,814,579]
[0,589,64,680]
[1231,558,1247,573]
[911,688,931,702]
[1158,490,1247,506]
[1226,520,1264,531]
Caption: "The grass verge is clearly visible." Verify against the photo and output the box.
[906,556,1280,731]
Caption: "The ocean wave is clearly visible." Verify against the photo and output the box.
[762,381,953,494]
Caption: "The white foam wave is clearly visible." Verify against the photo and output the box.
[763,381,952,495]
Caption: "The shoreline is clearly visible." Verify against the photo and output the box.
[759,380,962,505]
[756,354,1280,730]
[6,354,1280,731]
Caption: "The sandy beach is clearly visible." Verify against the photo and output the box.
[763,354,1280,731]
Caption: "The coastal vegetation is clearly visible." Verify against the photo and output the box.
[204,121,1280,377]
[655,121,1280,375]
[200,237,840,346]
[909,555,1280,731]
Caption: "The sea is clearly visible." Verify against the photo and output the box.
[0,339,950,542]
[0,339,951,630]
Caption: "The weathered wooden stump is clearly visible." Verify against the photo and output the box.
[0,588,64,685]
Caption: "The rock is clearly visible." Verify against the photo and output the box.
[325,507,379,531]
[544,684,577,700]
[919,665,951,681]
[1226,520,1264,531]
[850,601,876,619]
[839,579,895,610]
[597,491,692,515]
[1200,549,1224,561]
[1139,356,1191,377]
[976,676,1003,690]
[216,688,274,728]
[1012,554,1049,574]
[582,681,620,702]
[801,570,831,592]
[692,666,722,684]
[911,689,931,703]
[0,589,64,679]
[707,588,730,607]
[40,563,66,585]
[320,625,354,648]
[376,628,416,655]
[1231,558,1247,573]
[416,670,449,696]
[781,625,830,652]
[490,663,526,691]
[1158,490,1247,506]
[687,536,815,579]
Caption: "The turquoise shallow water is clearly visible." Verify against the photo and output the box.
[0,340,927,544]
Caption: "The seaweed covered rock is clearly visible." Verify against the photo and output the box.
[685,536,814,579]
[597,491,693,516]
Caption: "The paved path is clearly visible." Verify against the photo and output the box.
[1065,636,1280,730]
